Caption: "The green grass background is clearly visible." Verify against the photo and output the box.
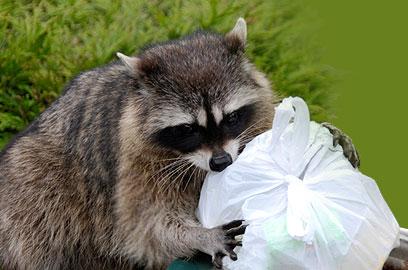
[0,0,406,229]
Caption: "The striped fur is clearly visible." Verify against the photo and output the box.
[0,20,275,269]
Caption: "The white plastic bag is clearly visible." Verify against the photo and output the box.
[196,97,400,270]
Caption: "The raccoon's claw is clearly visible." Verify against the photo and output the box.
[322,122,360,168]
[204,220,247,269]
[213,248,238,269]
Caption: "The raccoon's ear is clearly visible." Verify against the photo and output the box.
[116,52,140,73]
[225,18,247,52]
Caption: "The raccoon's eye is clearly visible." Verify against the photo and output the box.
[222,104,255,139]
[175,124,194,135]
[225,111,239,126]
[154,123,202,153]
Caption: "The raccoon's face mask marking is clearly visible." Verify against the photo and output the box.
[153,103,256,172]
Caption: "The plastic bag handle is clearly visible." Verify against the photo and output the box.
[270,97,311,174]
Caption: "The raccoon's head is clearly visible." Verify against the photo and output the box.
[118,18,275,172]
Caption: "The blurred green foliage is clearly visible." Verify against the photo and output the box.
[0,0,335,149]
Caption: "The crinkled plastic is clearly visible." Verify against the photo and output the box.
[196,97,400,270]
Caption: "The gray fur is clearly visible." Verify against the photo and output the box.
[0,19,274,269]
[0,18,365,270]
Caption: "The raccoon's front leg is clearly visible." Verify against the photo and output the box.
[156,216,245,269]
[322,122,360,168]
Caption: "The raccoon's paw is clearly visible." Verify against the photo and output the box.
[200,220,247,269]
[322,122,360,168]
[383,230,408,270]
[383,257,408,270]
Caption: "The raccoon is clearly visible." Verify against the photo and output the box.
[0,18,361,270]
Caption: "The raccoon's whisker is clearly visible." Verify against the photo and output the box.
[196,166,205,180]
[236,117,270,140]
[191,166,201,189]
[237,129,261,141]
[156,160,192,192]
[176,163,196,193]
[200,168,207,180]
[154,156,184,162]
[237,125,271,148]
[243,117,269,132]
[173,162,195,189]
[153,159,186,176]
[146,161,182,180]
[161,162,195,195]
[237,119,270,139]
[156,161,191,192]
[144,159,189,190]
[238,125,270,140]
[239,132,267,146]
[182,165,198,192]
[238,127,269,142]
[237,128,266,145]
[192,168,201,191]
[190,167,205,192]
[144,159,187,187]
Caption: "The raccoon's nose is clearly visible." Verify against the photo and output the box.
[209,152,233,172]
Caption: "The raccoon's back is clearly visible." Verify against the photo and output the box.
[0,61,136,269]
[0,61,136,186]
